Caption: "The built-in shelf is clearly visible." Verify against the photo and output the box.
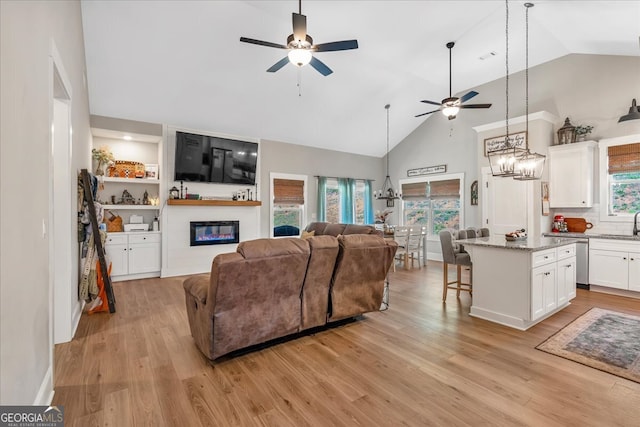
[102,204,160,210]
[167,199,262,207]
[102,177,160,184]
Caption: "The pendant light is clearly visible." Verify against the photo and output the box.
[618,98,640,122]
[514,2,545,181]
[488,0,526,177]
[374,104,401,207]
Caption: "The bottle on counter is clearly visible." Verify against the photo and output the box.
[152,217,159,232]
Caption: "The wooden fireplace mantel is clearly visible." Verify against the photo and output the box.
[167,199,262,207]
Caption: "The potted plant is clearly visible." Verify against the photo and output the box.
[574,125,594,142]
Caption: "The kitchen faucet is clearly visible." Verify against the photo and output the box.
[634,211,640,236]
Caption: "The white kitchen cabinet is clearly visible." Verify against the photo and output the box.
[589,249,628,289]
[548,140,596,208]
[557,259,577,305]
[629,252,640,291]
[589,239,640,291]
[105,232,161,281]
[532,263,557,321]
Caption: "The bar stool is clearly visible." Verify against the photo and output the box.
[439,229,472,302]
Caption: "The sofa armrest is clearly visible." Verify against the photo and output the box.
[184,274,210,304]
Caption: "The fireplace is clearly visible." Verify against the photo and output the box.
[190,221,239,246]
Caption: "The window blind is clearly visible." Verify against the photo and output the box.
[273,179,304,204]
[430,179,460,198]
[401,182,427,199]
[608,143,640,174]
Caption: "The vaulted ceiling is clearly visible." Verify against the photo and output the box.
[81,1,640,157]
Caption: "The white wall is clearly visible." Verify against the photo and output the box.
[1,0,91,404]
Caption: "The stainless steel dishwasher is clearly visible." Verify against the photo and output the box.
[575,238,589,288]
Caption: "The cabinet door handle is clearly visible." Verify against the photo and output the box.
[566,264,572,268]
[544,256,549,259]
[631,258,635,261]
[623,257,627,260]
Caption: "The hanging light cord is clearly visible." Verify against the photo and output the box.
[505,0,509,145]
[525,2,530,150]
[386,104,390,176]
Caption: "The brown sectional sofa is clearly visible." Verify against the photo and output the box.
[183,229,397,360]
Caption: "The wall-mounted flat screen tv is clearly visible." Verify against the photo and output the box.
[174,131,258,185]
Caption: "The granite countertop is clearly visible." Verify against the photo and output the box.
[458,236,579,252]
[542,232,640,241]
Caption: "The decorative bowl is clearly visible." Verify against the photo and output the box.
[505,235,527,241]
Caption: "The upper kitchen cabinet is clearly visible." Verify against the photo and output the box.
[548,140,596,208]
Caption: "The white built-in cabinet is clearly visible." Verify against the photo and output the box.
[548,140,596,208]
[590,238,640,291]
[105,232,161,281]
[530,244,576,321]
[91,126,164,281]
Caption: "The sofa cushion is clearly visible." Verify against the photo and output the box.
[304,222,329,235]
[237,238,309,259]
[323,223,347,236]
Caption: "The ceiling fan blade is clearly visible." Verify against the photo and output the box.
[415,109,441,118]
[420,100,443,107]
[459,91,479,103]
[313,40,359,52]
[309,56,333,76]
[266,57,290,73]
[460,103,492,109]
[240,37,288,50]
[292,13,307,42]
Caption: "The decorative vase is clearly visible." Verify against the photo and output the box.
[95,161,105,176]
[576,134,587,142]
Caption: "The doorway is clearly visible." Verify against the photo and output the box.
[49,43,79,346]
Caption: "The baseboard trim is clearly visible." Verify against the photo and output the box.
[33,365,54,406]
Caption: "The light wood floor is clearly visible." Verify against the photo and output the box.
[53,261,640,426]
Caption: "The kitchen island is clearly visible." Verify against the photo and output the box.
[459,236,578,330]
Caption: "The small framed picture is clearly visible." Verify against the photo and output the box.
[145,164,159,180]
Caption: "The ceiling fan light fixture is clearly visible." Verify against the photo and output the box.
[288,48,312,67]
[441,97,460,117]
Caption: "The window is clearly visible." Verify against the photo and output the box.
[318,177,373,224]
[270,173,307,237]
[598,135,640,223]
[400,174,463,236]
[607,143,640,215]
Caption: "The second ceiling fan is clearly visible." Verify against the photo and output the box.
[416,42,492,120]
[239,0,358,76]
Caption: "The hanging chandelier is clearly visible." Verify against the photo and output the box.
[375,104,401,207]
[488,0,527,177]
[514,2,545,181]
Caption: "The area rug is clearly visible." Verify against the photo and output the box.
[536,307,640,383]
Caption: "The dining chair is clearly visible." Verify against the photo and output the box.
[439,229,472,302]
[409,225,427,268]
[393,226,410,271]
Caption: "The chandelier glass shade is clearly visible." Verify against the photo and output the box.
[488,145,527,177]
[374,104,401,207]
